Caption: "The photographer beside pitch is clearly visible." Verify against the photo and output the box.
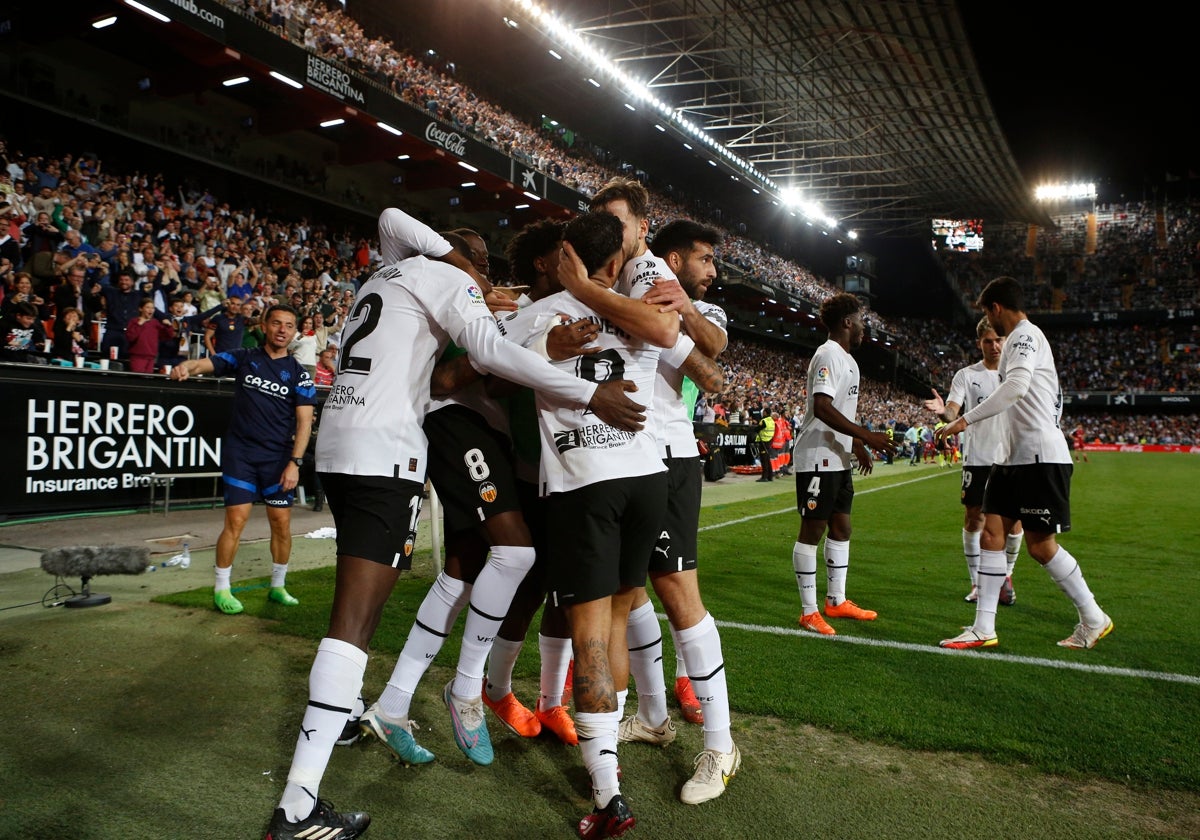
[936,277,1112,650]
[169,303,316,615]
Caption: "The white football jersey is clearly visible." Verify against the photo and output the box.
[995,319,1070,465]
[946,361,1008,466]
[503,288,664,495]
[377,207,453,264]
[794,338,859,471]
[316,257,595,481]
[613,252,728,459]
[379,206,507,433]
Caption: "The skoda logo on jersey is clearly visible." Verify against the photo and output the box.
[478,482,498,503]
[465,284,485,305]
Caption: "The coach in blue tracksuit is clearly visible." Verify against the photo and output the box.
[168,304,316,615]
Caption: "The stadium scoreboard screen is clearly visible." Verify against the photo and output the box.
[932,218,984,252]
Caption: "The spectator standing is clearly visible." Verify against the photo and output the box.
[205,297,246,356]
[288,313,318,377]
[313,344,336,386]
[755,405,775,482]
[1,300,47,362]
[91,271,140,362]
[124,297,175,373]
[168,304,316,615]
[937,277,1112,650]
[51,306,88,360]
[791,293,896,636]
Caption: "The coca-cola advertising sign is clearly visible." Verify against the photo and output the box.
[425,122,467,156]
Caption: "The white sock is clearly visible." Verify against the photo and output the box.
[214,565,232,592]
[454,545,535,699]
[378,572,469,719]
[625,599,668,726]
[1043,546,1106,626]
[616,688,628,719]
[538,634,573,709]
[271,562,288,589]
[824,537,849,606]
[972,549,1006,636]
[577,710,621,809]
[279,638,366,822]
[792,541,819,613]
[668,622,688,679]
[1005,531,1023,576]
[963,529,981,586]
[676,613,733,753]
[485,637,523,701]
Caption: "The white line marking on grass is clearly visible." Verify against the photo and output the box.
[707,617,1200,686]
[700,472,948,532]
[696,475,1199,686]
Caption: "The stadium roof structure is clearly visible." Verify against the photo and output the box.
[497,0,1057,239]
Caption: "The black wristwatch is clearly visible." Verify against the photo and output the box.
[291,457,304,467]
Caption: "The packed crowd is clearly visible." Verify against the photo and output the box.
[220,0,900,329]
[2,138,1197,444]
[941,198,1200,314]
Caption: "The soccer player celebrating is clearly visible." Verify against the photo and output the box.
[924,317,1024,604]
[791,293,896,635]
[936,277,1112,650]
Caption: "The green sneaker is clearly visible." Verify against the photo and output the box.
[268,586,299,606]
[214,589,244,615]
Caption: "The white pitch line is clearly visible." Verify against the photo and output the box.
[699,471,948,532]
[695,472,1200,687]
[709,618,1200,686]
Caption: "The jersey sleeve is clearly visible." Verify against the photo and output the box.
[378,207,453,264]
[807,346,839,398]
[946,367,969,411]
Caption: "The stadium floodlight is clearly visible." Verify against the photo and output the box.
[549,49,562,60]
[396,154,411,160]
[515,203,530,209]
[655,124,665,132]
[779,186,801,208]
[319,118,345,128]
[503,16,519,29]
[1035,182,1097,201]
[587,78,600,87]
[222,76,249,87]
[460,181,476,188]
[92,15,118,28]
[523,191,540,200]
[124,0,169,23]
[376,121,402,135]
[683,143,692,150]
[458,161,479,172]
[624,103,636,111]
[269,71,303,89]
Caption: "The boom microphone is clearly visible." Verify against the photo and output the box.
[40,546,152,608]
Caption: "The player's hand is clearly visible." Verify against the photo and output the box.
[556,241,596,295]
[863,429,896,455]
[937,417,966,442]
[923,388,945,415]
[852,440,874,475]
[587,379,646,432]
[280,462,299,491]
[546,317,600,360]
[484,288,519,313]
[642,278,688,313]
